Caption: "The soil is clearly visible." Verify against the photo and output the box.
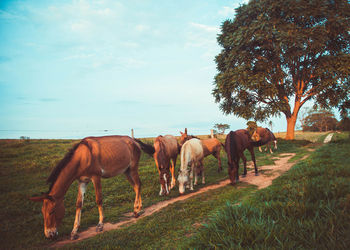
[51,152,300,248]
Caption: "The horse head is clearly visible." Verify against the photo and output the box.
[179,128,189,145]
[251,129,261,142]
[177,169,189,195]
[29,193,65,239]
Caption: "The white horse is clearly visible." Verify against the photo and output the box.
[177,138,204,194]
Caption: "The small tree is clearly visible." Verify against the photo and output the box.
[302,109,338,132]
[213,123,230,134]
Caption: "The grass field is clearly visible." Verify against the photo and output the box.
[0,131,348,249]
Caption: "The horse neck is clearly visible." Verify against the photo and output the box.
[180,145,190,171]
[49,161,79,199]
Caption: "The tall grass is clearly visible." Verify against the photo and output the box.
[186,136,350,249]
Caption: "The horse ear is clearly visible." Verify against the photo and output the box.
[180,131,183,135]
[29,193,54,202]
[29,195,45,202]
[185,128,187,134]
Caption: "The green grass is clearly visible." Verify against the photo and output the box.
[185,134,350,249]
[0,133,332,249]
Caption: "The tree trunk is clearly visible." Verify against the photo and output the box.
[286,116,297,140]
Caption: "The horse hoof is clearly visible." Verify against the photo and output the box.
[96,223,104,232]
[255,172,259,176]
[71,233,79,240]
[241,174,246,178]
[134,212,140,218]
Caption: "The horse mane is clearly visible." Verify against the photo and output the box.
[227,131,239,164]
[47,140,90,192]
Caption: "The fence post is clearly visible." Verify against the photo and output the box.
[131,129,134,138]
[210,129,214,138]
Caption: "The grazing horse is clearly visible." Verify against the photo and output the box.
[224,130,263,185]
[252,127,277,154]
[180,128,222,172]
[153,135,180,195]
[177,138,205,194]
[29,136,154,240]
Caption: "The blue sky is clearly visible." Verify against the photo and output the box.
[0,0,290,139]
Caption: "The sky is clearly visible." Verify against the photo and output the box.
[0,0,290,139]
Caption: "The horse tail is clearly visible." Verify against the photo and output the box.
[47,139,91,191]
[133,138,155,156]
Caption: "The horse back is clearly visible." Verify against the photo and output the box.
[180,139,204,168]
[162,135,180,158]
[85,136,140,178]
[201,138,221,157]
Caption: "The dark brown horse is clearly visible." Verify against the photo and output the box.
[180,128,222,172]
[30,135,154,240]
[224,129,263,185]
[252,127,278,154]
[153,135,180,195]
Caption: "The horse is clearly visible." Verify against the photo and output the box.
[180,128,222,172]
[252,127,277,154]
[29,135,154,240]
[224,129,263,185]
[153,135,180,195]
[177,138,205,194]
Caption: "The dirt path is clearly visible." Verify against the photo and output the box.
[51,153,298,248]
[323,133,334,143]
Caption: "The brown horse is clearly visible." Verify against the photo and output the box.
[29,135,154,240]
[224,129,263,185]
[180,128,222,172]
[153,135,180,195]
[252,127,277,154]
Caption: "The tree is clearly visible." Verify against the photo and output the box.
[302,109,337,132]
[213,123,230,134]
[337,116,350,131]
[213,0,350,140]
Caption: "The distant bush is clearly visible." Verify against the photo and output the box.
[19,136,30,142]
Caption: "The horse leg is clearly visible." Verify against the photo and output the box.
[190,162,195,190]
[154,157,163,196]
[259,146,262,152]
[268,141,273,154]
[124,168,142,217]
[71,180,89,240]
[199,159,205,184]
[248,147,259,176]
[240,153,247,177]
[213,151,222,172]
[170,157,176,189]
[91,176,104,232]
[194,163,198,186]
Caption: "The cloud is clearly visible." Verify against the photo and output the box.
[135,24,150,32]
[189,22,219,33]
[39,98,60,102]
[218,1,249,17]
[0,9,25,20]
[218,6,237,16]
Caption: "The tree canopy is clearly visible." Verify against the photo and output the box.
[213,0,350,139]
[213,123,230,134]
[301,109,337,132]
